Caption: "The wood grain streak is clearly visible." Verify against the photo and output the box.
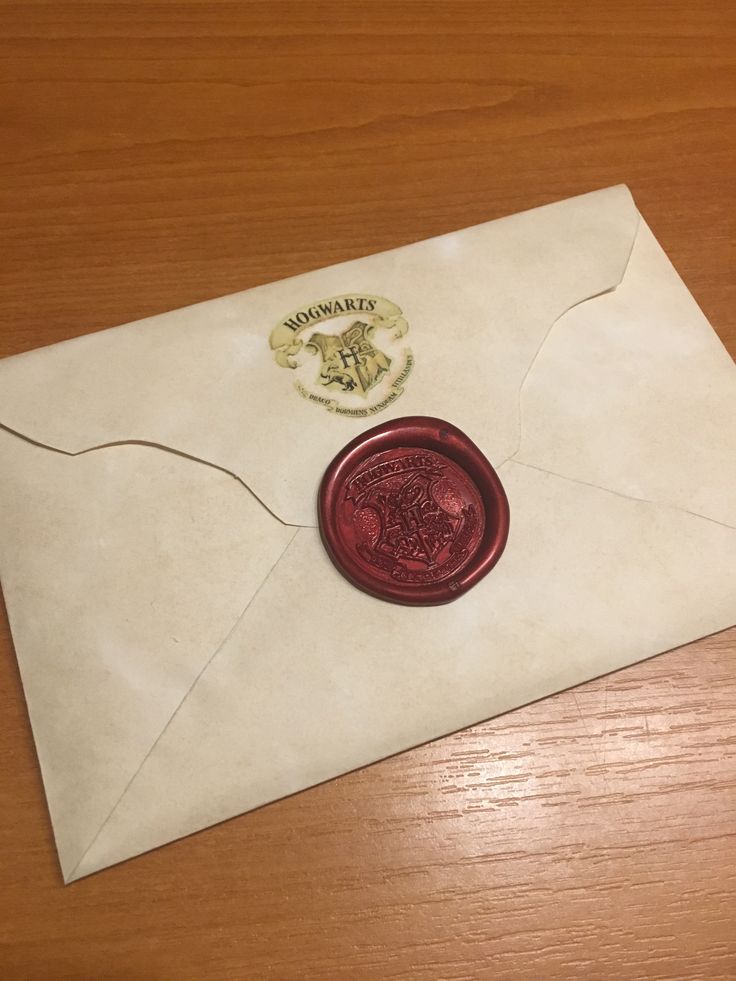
[0,2,734,978]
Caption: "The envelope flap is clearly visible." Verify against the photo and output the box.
[70,479,736,881]
[0,427,295,880]
[0,186,639,526]
[516,220,736,527]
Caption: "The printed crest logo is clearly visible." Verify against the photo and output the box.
[269,294,413,417]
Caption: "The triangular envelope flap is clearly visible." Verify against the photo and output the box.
[0,186,639,526]
[0,428,294,880]
[516,220,736,527]
[70,466,736,881]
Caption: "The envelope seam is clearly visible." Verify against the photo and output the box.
[0,422,306,529]
[497,212,642,471]
[64,526,301,882]
[506,459,736,532]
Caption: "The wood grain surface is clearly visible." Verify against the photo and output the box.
[1,2,734,978]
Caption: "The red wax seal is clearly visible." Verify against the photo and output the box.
[318,417,510,605]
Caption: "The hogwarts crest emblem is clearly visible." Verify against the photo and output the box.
[318,417,509,605]
[343,448,486,586]
[269,294,413,417]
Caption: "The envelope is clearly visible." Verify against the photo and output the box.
[0,185,734,883]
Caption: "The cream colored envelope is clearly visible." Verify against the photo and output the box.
[0,186,734,883]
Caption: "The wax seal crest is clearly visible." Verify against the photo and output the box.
[318,417,510,605]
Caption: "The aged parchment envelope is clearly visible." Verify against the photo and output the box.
[0,185,734,882]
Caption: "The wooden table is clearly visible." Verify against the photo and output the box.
[1,2,734,977]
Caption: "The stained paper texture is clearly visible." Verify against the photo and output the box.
[0,186,733,881]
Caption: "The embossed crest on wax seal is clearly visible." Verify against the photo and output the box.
[318,417,510,605]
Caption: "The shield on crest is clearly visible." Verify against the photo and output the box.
[365,472,460,568]
[306,321,391,396]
